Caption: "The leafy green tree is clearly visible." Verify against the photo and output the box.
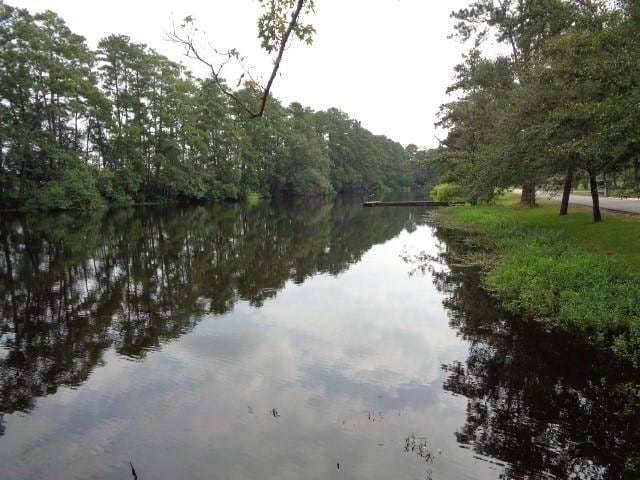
[406,146,439,191]
[283,102,332,196]
[0,1,417,210]
[439,0,638,222]
[193,78,241,199]
[436,52,514,203]
[314,108,411,194]
[0,3,106,209]
[539,7,640,221]
[448,0,579,206]
[96,35,149,201]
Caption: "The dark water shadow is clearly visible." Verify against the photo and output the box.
[408,223,640,479]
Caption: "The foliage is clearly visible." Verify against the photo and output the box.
[257,0,315,53]
[438,0,640,218]
[26,157,104,210]
[611,187,640,199]
[430,182,468,202]
[0,1,416,210]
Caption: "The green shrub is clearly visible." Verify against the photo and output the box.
[430,182,468,202]
[611,187,640,199]
[96,165,142,205]
[28,161,105,211]
[292,168,334,197]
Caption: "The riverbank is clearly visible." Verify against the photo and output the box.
[437,194,640,365]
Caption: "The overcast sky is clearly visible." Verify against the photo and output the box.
[12,0,474,148]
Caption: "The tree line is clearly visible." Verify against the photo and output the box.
[0,2,431,210]
[436,0,639,221]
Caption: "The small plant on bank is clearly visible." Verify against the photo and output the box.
[430,182,469,203]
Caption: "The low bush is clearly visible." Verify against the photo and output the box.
[611,187,640,199]
[430,182,468,202]
[97,165,143,205]
[28,160,105,211]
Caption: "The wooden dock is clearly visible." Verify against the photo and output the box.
[363,200,462,207]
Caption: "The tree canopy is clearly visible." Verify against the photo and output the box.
[436,0,640,221]
[0,1,427,210]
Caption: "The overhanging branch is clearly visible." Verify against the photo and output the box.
[169,0,309,118]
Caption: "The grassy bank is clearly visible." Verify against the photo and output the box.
[438,194,640,365]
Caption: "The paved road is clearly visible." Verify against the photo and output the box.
[546,193,640,214]
[514,189,640,214]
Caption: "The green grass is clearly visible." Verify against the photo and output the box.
[439,194,640,365]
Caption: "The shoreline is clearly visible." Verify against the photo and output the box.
[436,194,640,367]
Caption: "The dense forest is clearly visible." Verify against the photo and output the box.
[0,2,435,210]
[435,0,639,221]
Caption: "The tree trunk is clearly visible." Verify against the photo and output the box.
[520,181,536,207]
[0,139,4,200]
[560,167,573,216]
[589,171,602,222]
[634,156,639,189]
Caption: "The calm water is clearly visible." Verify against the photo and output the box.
[0,198,638,480]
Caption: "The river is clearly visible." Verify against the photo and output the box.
[0,198,637,479]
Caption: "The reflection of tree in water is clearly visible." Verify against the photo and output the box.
[0,199,423,430]
[420,226,640,479]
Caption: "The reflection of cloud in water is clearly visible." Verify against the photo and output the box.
[252,230,462,391]
[174,228,464,396]
[0,225,502,479]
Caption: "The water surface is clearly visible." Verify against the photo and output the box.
[0,198,637,479]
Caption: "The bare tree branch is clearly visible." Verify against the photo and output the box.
[168,26,258,118]
[169,0,311,118]
[256,0,306,117]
